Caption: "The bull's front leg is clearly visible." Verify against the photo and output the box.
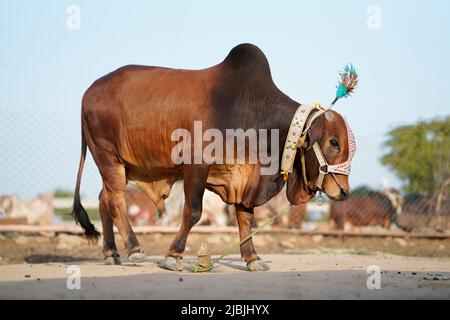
[163,165,209,271]
[235,204,269,271]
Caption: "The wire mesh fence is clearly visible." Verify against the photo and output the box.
[0,109,449,235]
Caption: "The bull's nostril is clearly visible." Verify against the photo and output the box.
[340,189,349,200]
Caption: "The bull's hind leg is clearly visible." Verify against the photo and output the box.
[333,213,345,230]
[236,204,269,271]
[99,188,120,265]
[94,154,146,263]
[163,166,209,271]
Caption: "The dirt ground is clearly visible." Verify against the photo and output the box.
[1,233,450,299]
[1,232,449,264]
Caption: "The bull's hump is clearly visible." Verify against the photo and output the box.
[222,43,272,78]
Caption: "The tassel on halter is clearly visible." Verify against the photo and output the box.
[280,64,358,182]
[330,64,358,107]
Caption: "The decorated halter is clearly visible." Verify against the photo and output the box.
[311,112,356,191]
[280,64,358,202]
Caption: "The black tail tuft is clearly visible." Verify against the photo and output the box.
[72,193,100,241]
[73,122,100,242]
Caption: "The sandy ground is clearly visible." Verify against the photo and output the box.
[1,253,450,299]
[1,233,450,299]
[1,232,450,265]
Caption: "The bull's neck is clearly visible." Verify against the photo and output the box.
[264,96,300,154]
[254,97,300,203]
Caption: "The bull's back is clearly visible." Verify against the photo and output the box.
[330,197,393,227]
[82,64,219,170]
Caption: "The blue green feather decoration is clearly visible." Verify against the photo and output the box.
[336,85,348,98]
[331,64,358,107]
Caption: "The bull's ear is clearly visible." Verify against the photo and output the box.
[286,157,314,204]
[306,115,325,149]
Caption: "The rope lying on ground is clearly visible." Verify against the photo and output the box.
[191,204,292,272]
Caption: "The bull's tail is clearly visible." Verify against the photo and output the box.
[72,131,100,241]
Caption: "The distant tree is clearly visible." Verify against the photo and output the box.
[381,117,450,195]
[350,185,374,197]
[53,188,74,198]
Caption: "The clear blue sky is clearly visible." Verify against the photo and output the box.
[1,0,449,198]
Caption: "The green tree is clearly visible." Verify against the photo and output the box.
[53,188,74,198]
[381,116,450,195]
[350,185,374,197]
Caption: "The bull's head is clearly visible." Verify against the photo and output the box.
[287,109,356,204]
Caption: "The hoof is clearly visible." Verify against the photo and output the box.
[104,256,121,265]
[128,251,146,263]
[162,256,184,271]
[247,259,269,272]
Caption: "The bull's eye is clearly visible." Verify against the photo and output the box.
[330,139,339,150]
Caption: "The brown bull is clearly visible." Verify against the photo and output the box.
[72,43,353,271]
[253,190,307,228]
[329,190,401,230]
[396,193,450,232]
[124,188,159,226]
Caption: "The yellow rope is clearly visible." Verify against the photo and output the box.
[191,204,291,272]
